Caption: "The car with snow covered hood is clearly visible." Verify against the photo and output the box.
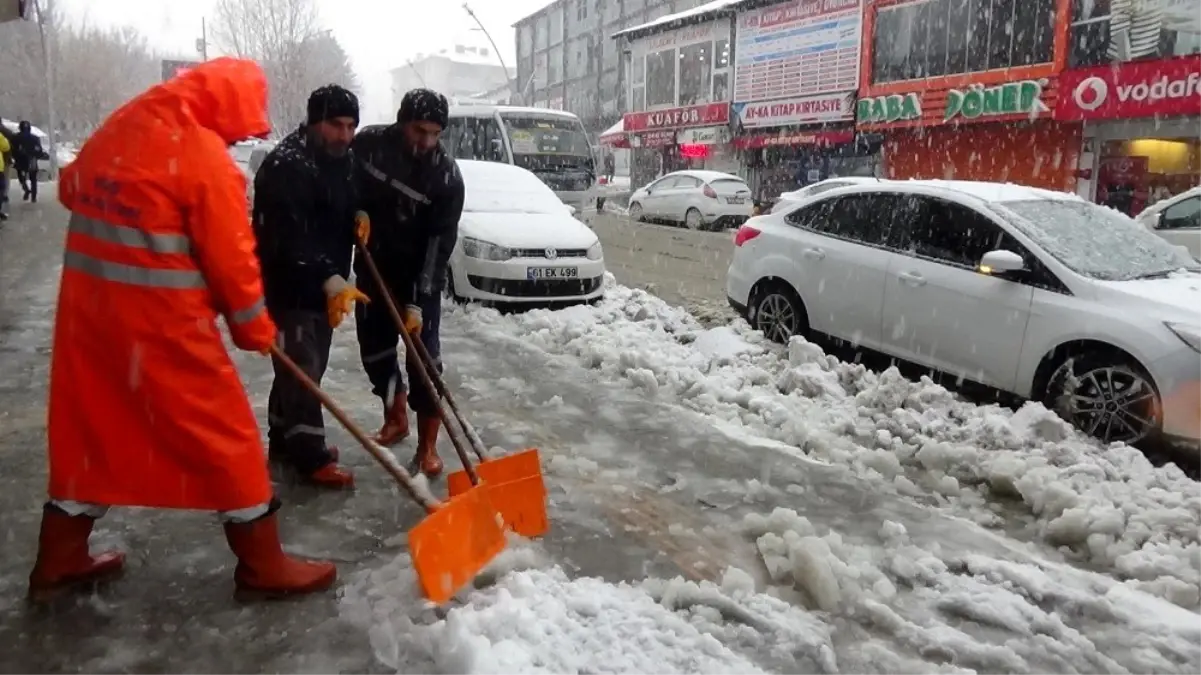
[727,179,1201,449]
[446,160,605,306]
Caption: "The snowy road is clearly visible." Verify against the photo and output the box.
[0,193,1198,673]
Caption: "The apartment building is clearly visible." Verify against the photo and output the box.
[391,42,515,111]
[513,0,711,133]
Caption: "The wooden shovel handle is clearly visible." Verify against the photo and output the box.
[354,242,482,483]
[404,317,489,462]
[268,343,440,512]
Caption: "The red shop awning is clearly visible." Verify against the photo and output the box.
[732,129,855,150]
[598,119,629,148]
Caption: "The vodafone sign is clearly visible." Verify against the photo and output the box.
[1056,55,1201,121]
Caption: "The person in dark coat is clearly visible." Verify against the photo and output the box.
[252,84,368,489]
[12,120,50,203]
[352,88,464,478]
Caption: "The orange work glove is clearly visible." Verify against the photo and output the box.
[355,210,371,245]
[323,275,370,328]
[402,305,423,335]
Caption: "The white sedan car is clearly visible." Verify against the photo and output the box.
[1136,186,1200,259]
[448,160,605,305]
[771,176,889,213]
[727,179,1201,447]
[628,170,753,230]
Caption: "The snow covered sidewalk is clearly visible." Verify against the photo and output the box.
[449,276,1201,610]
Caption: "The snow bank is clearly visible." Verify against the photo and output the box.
[340,541,837,674]
[743,506,1201,674]
[456,277,1201,608]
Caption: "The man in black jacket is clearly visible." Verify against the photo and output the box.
[353,88,464,477]
[253,85,368,489]
[12,120,49,203]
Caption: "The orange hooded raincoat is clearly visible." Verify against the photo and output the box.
[49,58,278,512]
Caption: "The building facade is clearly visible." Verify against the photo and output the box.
[513,0,715,135]
[391,44,514,111]
[1055,0,1200,216]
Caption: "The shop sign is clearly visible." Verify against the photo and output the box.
[735,92,855,128]
[731,129,855,149]
[857,93,922,124]
[623,102,730,133]
[636,19,719,53]
[676,126,727,145]
[944,79,1048,121]
[1055,55,1201,121]
[629,130,677,148]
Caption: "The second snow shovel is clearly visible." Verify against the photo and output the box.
[269,344,506,605]
[355,236,548,538]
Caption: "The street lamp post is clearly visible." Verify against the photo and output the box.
[35,0,58,178]
[461,2,520,104]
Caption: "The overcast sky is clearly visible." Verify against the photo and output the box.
[57,0,552,124]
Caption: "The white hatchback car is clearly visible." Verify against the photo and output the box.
[1136,186,1200,259]
[628,170,753,230]
[727,180,1201,446]
[448,160,605,305]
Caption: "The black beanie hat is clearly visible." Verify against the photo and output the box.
[307,84,360,126]
[397,88,449,129]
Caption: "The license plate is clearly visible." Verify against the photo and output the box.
[527,266,579,280]
[727,197,745,204]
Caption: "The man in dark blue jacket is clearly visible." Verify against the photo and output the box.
[352,88,464,477]
[252,85,368,489]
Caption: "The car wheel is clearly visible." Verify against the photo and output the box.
[1043,353,1162,445]
[629,202,644,222]
[684,208,702,230]
[749,282,808,344]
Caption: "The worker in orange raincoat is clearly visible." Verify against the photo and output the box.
[28,57,337,603]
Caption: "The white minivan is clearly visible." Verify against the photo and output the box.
[442,103,597,223]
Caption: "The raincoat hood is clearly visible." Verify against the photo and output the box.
[163,57,271,143]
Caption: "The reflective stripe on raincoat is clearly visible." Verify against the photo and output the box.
[48,57,278,511]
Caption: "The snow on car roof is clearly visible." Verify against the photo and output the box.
[458,159,567,214]
[666,169,746,183]
[893,179,1082,203]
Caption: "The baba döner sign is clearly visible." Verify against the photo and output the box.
[623,102,731,132]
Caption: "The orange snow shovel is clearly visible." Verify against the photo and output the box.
[269,344,505,605]
[355,233,548,538]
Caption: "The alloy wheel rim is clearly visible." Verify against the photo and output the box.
[756,293,795,343]
[1065,366,1159,444]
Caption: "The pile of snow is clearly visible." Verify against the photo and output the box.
[340,541,837,674]
[454,277,1201,608]
[743,507,1201,673]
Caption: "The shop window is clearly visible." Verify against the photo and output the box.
[646,48,676,107]
[872,0,1055,84]
[1069,0,1201,68]
[714,38,731,101]
[902,197,1007,268]
[1162,197,1201,231]
[678,42,713,105]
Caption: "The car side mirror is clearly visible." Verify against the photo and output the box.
[1151,211,1165,229]
[978,249,1025,275]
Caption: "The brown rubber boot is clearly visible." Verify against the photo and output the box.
[374,391,411,445]
[223,512,337,600]
[411,414,444,478]
[27,505,125,604]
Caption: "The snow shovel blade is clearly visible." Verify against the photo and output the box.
[408,484,506,605]
[447,448,548,538]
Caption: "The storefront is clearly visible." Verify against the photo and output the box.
[1056,0,1200,216]
[615,8,738,187]
[731,0,878,200]
[856,0,1081,192]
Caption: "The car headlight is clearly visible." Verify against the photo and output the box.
[586,241,603,260]
[462,237,513,261]
[1165,322,1201,353]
